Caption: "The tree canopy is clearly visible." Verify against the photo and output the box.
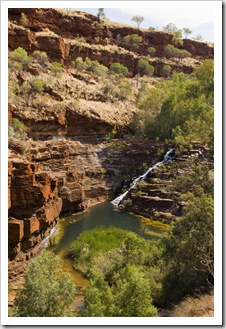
[15,251,76,317]
[131,15,144,29]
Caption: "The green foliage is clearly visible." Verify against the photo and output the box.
[183,27,192,38]
[101,76,132,101]
[193,59,214,100]
[131,63,214,150]
[32,50,48,65]
[91,60,108,76]
[164,44,191,59]
[159,191,214,306]
[9,118,27,139]
[15,251,76,316]
[30,78,44,92]
[74,57,108,77]
[76,229,160,317]
[110,62,129,77]
[149,26,156,31]
[193,34,204,41]
[170,164,214,196]
[68,226,131,273]
[161,64,172,77]
[95,23,104,30]
[9,47,31,66]
[164,44,179,58]
[50,62,63,76]
[20,12,29,27]
[163,22,178,34]
[137,58,154,76]
[172,29,183,46]
[124,198,132,207]
[122,34,142,51]
[97,8,105,20]
[131,15,144,29]
[83,268,116,316]
[147,46,156,57]
[74,56,85,72]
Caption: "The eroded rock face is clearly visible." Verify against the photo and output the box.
[8,158,62,260]
[8,137,167,262]
[8,8,213,76]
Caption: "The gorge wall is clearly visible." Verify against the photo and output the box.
[8,8,214,278]
[8,8,213,76]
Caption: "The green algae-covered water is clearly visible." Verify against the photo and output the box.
[55,202,163,253]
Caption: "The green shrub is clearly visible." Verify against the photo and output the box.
[147,46,156,57]
[124,198,132,207]
[50,62,63,76]
[96,23,104,30]
[91,60,108,76]
[14,251,76,317]
[138,58,154,76]
[20,12,29,27]
[9,47,31,65]
[161,64,172,77]
[9,118,27,139]
[30,78,44,92]
[122,34,142,51]
[110,62,128,77]
[32,50,48,65]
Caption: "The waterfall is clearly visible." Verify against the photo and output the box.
[111,147,175,206]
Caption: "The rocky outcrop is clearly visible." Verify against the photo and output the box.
[119,142,213,222]
[8,137,167,262]
[8,158,62,260]
[8,8,213,76]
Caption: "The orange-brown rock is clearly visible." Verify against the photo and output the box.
[8,8,213,77]
[8,158,62,259]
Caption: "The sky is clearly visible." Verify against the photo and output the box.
[74,7,214,42]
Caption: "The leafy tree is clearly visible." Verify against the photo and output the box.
[160,64,172,78]
[163,22,178,34]
[114,265,157,317]
[97,8,105,21]
[74,56,85,72]
[172,29,183,46]
[193,34,204,41]
[178,49,191,59]
[15,251,76,316]
[147,46,156,57]
[110,62,129,77]
[9,47,31,65]
[91,60,108,77]
[159,191,214,306]
[122,34,142,52]
[50,62,63,76]
[83,268,116,316]
[131,15,144,30]
[149,26,156,31]
[183,27,192,38]
[137,58,154,76]
[193,59,214,100]
[164,44,180,58]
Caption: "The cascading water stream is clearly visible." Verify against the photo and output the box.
[111,147,175,206]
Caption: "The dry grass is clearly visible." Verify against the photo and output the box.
[172,293,214,317]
